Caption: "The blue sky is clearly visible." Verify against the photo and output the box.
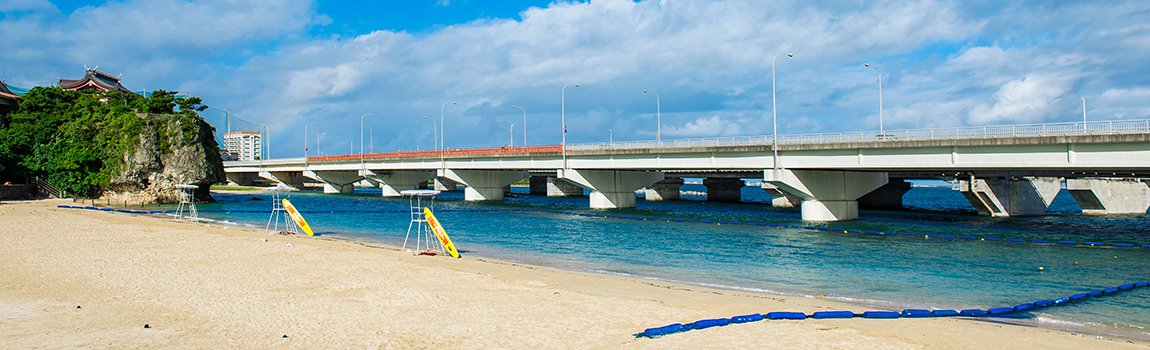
[2,1,1148,157]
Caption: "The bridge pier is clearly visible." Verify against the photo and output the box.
[704,177,744,203]
[304,170,362,194]
[225,172,260,186]
[958,176,1060,217]
[644,177,683,201]
[761,183,801,208]
[530,175,582,196]
[258,171,306,190]
[434,178,460,191]
[1067,178,1150,215]
[362,170,435,197]
[439,169,528,201]
[858,179,911,210]
[559,169,664,209]
[764,169,888,221]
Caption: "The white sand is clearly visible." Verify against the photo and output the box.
[1,199,1145,349]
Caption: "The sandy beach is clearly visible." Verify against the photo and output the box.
[1,199,1146,349]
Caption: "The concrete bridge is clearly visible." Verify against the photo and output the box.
[224,119,1150,221]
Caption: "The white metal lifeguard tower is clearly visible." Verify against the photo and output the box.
[265,184,301,234]
[174,184,199,222]
[401,189,444,255]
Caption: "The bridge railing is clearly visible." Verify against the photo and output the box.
[566,119,1150,151]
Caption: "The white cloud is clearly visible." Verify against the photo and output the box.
[967,73,1076,124]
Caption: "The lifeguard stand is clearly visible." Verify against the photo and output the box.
[265,184,301,234]
[401,189,443,254]
[174,184,199,222]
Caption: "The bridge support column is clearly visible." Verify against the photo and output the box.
[529,176,548,195]
[704,178,745,203]
[761,183,801,208]
[558,169,664,209]
[858,179,911,210]
[434,178,460,191]
[546,177,583,197]
[1066,178,1150,215]
[958,177,1060,217]
[764,169,888,221]
[258,171,306,190]
[439,169,528,201]
[226,172,259,186]
[362,170,435,197]
[644,177,683,201]
[304,170,362,194]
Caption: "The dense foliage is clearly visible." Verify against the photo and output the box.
[0,87,212,197]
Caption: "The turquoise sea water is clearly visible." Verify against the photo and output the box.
[189,185,1150,339]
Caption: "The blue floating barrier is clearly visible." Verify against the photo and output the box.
[1032,300,1054,308]
[687,318,730,330]
[931,309,960,317]
[1084,241,1105,246]
[56,205,70,209]
[84,206,99,210]
[987,307,1014,315]
[960,236,977,240]
[700,220,715,224]
[766,312,806,320]
[802,226,815,230]
[1103,287,1120,295]
[1119,284,1135,291]
[115,209,133,213]
[1057,240,1078,245]
[938,235,955,239]
[830,227,846,232]
[1031,239,1051,244]
[1087,290,1104,298]
[639,323,684,338]
[861,311,900,319]
[99,207,115,211]
[1136,282,1150,288]
[901,232,919,237]
[1012,303,1035,312]
[730,314,763,323]
[848,229,863,233]
[1007,238,1026,243]
[984,237,1001,241]
[1053,297,1071,305]
[811,311,854,319]
[866,231,883,235]
[959,309,988,317]
[729,221,744,225]
[1111,243,1135,248]
[1141,244,1150,249]
[901,309,932,318]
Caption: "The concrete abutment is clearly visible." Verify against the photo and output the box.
[558,169,664,209]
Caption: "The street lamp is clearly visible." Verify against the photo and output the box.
[643,89,662,144]
[440,101,456,167]
[562,83,579,166]
[510,123,515,147]
[1081,97,1087,131]
[422,115,438,152]
[772,52,793,169]
[511,105,526,146]
[367,126,373,153]
[864,63,884,136]
[304,122,317,159]
[359,113,375,167]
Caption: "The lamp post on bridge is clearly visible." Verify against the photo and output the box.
[367,126,374,153]
[359,113,375,169]
[562,83,580,168]
[422,115,438,153]
[510,123,515,147]
[772,52,793,169]
[511,105,526,146]
[864,63,885,137]
[304,122,317,160]
[1082,97,1087,132]
[440,102,456,168]
[643,89,662,145]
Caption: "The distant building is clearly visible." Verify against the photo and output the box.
[58,66,132,93]
[224,131,262,161]
[0,80,18,123]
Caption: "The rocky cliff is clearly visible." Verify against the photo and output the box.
[103,113,224,203]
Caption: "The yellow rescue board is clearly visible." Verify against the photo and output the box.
[424,208,460,258]
[282,199,315,236]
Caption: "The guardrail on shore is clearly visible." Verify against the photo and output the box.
[567,119,1150,151]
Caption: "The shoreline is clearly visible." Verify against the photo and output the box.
[2,199,1147,348]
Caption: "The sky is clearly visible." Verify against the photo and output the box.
[2,0,1149,157]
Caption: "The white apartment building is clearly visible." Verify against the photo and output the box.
[224,131,262,161]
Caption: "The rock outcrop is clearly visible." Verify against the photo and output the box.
[104,113,224,203]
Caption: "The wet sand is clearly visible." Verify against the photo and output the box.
[1,199,1145,349]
